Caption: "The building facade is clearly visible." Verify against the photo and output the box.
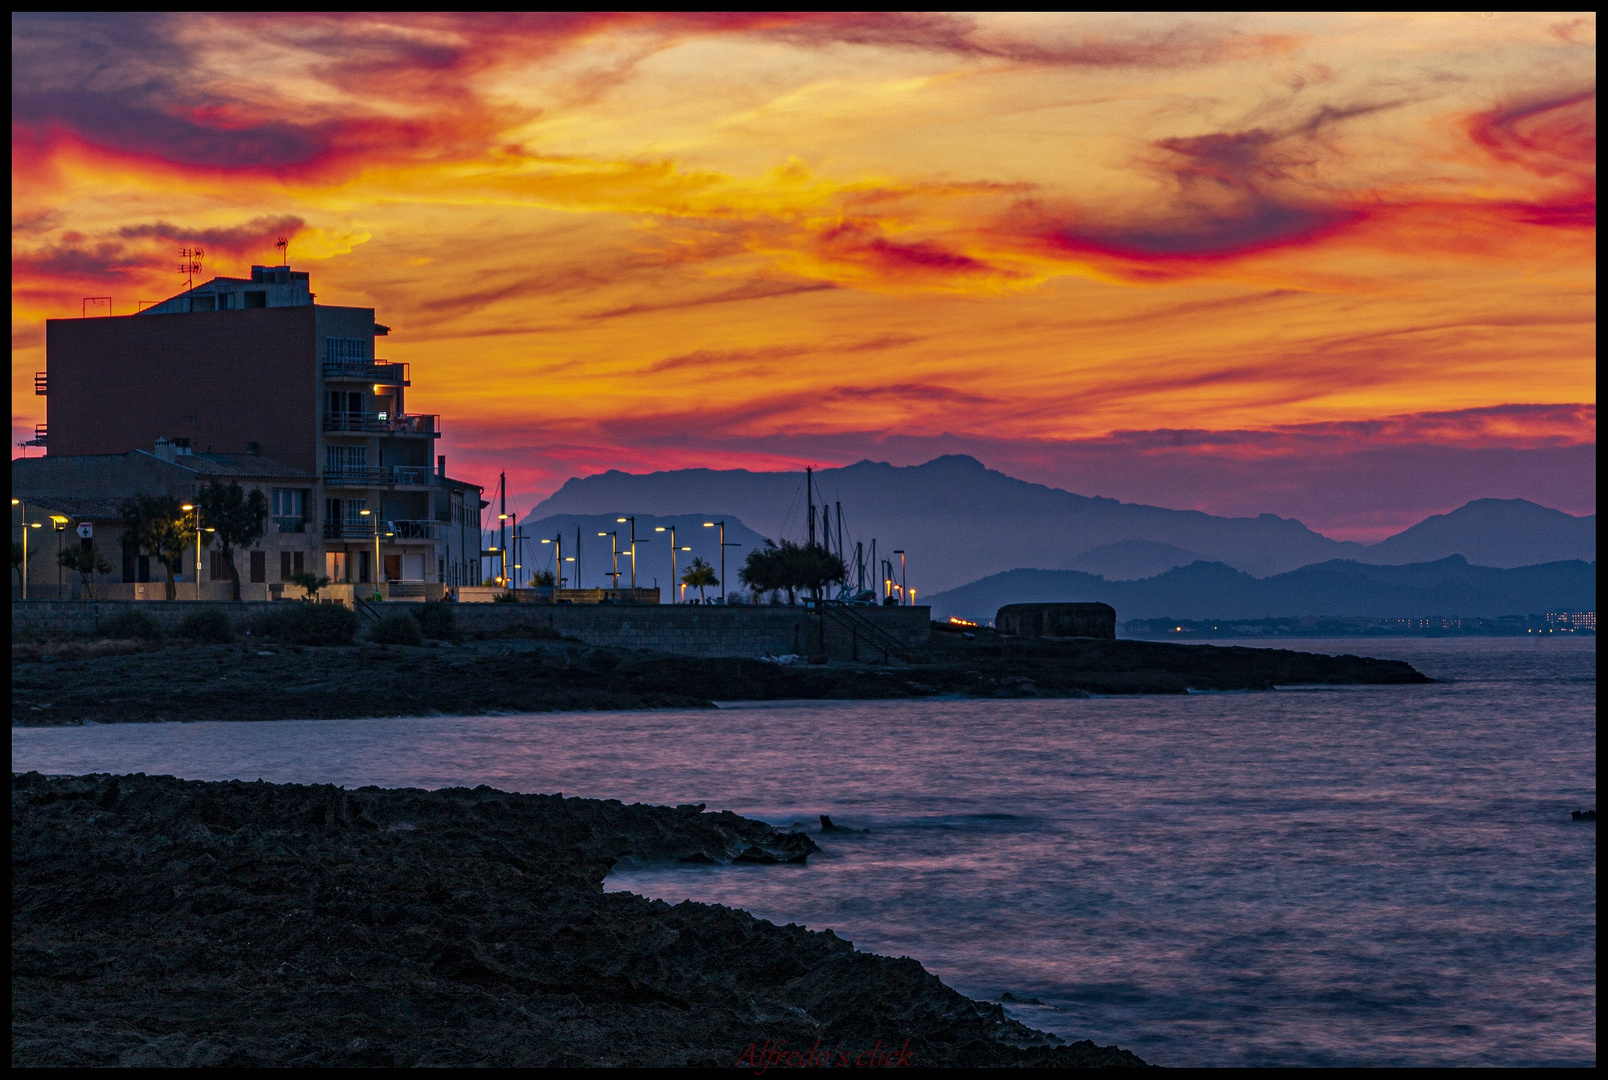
[28,266,484,594]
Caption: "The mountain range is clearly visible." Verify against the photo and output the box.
[526,455,1595,594]
[924,556,1596,623]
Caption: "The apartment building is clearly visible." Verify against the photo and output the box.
[27,265,485,594]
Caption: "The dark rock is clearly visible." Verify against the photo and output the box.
[13,773,1146,1067]
[1572,809,1595,821]
[1001,992,1047,1005]
[820,815,867,834]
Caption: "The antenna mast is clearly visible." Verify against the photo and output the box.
[177,247,204,293]
[275,236,289,266]
[806,467,815,548]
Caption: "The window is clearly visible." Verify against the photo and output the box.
[250,551,266,583]
[281,551,292,580]
[325,445,366,473]
[243,291,266,308]
[294,551,304,574]
[190,294,216,312]
[327,390,362,417]
[210,550,230,581]
[324,337,370,362]
[345,499,367,524]
[271,488,306,518]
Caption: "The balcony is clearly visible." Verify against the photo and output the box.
[323,518,442,541]
[273,516,307,533]
[323,411,439,437]
[322,359,410,385]
[322,466,439,488]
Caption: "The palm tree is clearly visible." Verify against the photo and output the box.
[59,546,114,599]
[681,557,718,602]
[197,481,268,601]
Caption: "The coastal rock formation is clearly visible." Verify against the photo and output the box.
[11,634,1431,726]
[12,773,1148,1068]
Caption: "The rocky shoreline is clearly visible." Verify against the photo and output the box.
[12,772,1149,1067]
[12,630,1430,726]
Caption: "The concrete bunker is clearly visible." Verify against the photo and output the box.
[995,602,1116,639]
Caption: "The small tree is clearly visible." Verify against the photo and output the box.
[59,546,114,600]
[287,570,330,600]
[531,569,556,587]
[740,541,787,603]
[681,557,718,602]
[119,494,193,601]
[197,480,268,601]
[740,540,844,604]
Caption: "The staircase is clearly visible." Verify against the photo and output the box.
[820,603,911,663]
[353,597,383,623]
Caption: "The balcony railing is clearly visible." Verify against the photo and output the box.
[322,359,410,385]
[323,411,439,436]
[322,518,441,540]
[323,466,438,487]
[273,517,307,533]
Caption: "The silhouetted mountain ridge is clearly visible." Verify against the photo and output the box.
[529,455,1594,593]
[925,555,1596,622]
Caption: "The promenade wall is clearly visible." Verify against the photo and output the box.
[12,600,931,660]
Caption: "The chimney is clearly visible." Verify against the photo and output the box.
[245,441,260,455]
[154,437,177,463]
[438,455,446,478]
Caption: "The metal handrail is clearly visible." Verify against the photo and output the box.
[322,360,410,385]
[322,466,437,487]
[322,412,437,435]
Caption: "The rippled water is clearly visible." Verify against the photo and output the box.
[11,638,1595,1066]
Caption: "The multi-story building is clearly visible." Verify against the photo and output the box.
[21,265,484,596]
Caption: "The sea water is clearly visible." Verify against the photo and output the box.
[11,638,1595,1066]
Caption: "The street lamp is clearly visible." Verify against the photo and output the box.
[541,535,561,588]
[598,531,621,590]
[654,526,694,603]
[616,517,649,592]
[51,515,68,595]
[703,521,739,605]
[183,503,200,601]
[359,509,380,592]
[12,498,25,599]
[894,550,906,605]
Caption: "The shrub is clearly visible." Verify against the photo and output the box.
[370,612,425,646]
[414,601,460,642]
[492,591,518,603]
[503,623,562,640]
[177,608,235,643]
[253,603,357,646]
[102,609,163,641]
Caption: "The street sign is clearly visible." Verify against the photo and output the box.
[76,523,93,539]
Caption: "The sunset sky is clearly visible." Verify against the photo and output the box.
[11,13,1595,540]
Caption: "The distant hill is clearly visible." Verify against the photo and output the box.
[1062,540,1207,580]
[528,456,1594,593]
[925,556,1596,623]
[510,513,770,595]
[1357,498,1595,567]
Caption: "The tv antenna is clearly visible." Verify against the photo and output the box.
[178,247,204,292]
[275,236,288,266]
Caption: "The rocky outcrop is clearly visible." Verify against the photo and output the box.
[12,773,1148,1068]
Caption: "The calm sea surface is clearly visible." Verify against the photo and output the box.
[11,638,1595,1066]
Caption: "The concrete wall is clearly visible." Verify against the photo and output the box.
[995,602,1116,639]
[46,306,319,470]
[13,599,932,659]
[448,603,931,659]
[13,599,284,636]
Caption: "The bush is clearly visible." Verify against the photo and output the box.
[503,623,562,640]
[369,612,425,646]
[102,609,163,641]
[253,603,358,646]
[414,601,460,642]
[177,608,234,643]
[492,591,518,603]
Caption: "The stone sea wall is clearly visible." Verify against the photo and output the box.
[11,600,931,660]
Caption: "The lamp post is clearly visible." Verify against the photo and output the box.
[702,521,739,604]
[359,509,380,593]
[893,550,906,605]
[617,517,649,592]
[498,511,510,588]
[52,515,68,595]
[183,503,199,600]
[12,498,24,599]
[654,526,693,602]
[541,535,561,587]
[597,531,621,589]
